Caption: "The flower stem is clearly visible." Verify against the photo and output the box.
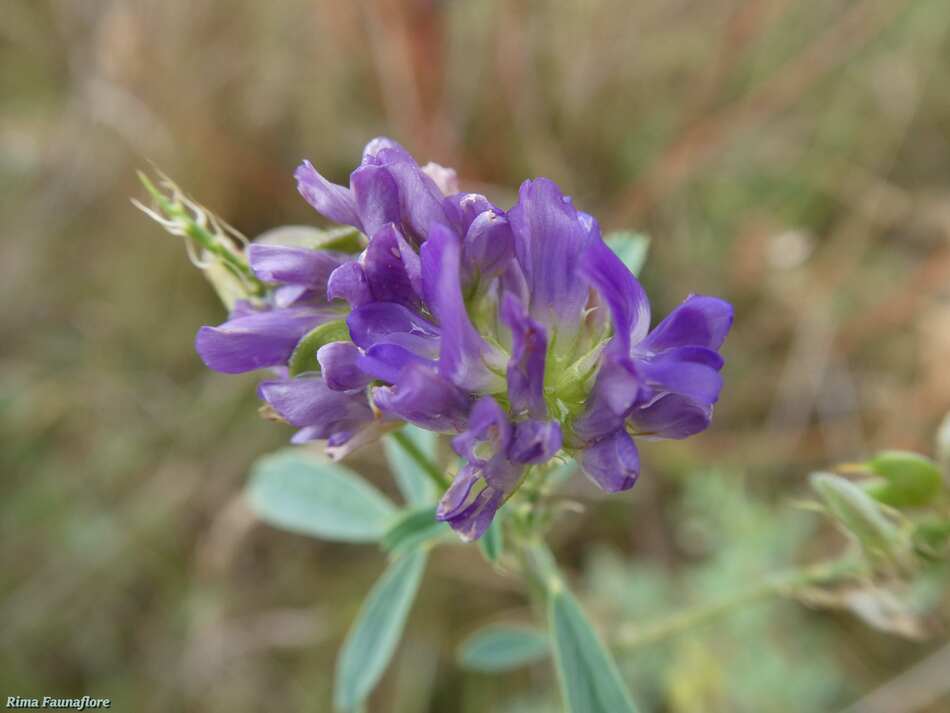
[613,556,864,650]
[390,429,451,491]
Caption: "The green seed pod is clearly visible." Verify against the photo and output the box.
[864,450,942,508]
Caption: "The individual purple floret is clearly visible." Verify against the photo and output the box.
[193,137,733,540]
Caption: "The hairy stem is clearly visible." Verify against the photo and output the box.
[390,429,451,491]
[613,556,864,650]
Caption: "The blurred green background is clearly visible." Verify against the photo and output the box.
[3,0,950,711]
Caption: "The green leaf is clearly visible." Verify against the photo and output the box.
[864,450,942,508]
[479,515,504,563]
[334,549,428,712]
[604,231,650,277]
[248,450,396,542]
[384,426,438,506]
[810,472,901,562]
[254,224,366,253]
[549,587,638,713]
[288,320,349,376]
[458,624,549,672]
[381,506,449,554]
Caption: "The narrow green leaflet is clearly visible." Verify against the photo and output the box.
[479,516,504,563]
[334,549,428,712]
[604,231,650,277]
[381,506,449,554]
[384,426,438,506]
[458,624,549,672]
[288,320,349,376]
[549,587,638,713]
[248,450,396,542]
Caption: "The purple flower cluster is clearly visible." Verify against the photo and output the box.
[195,138,732,540]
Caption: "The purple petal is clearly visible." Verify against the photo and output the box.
[295,161,363,230]
[500,292,548,419]
[452,397,511,464]
[346,302,440,358]
[508,178,594,336]
[385,159,451,239]
[639,295,734,352]
[362,137,414,164]
[572,352,643,441]
[258,376,373,431]
[508,420,562,465]
[247,244,348,289]
[317,341,372,391]
[273,284,316,308]
[351,164,401,238]
[195,307,332,374]
[357,343,434,383]
[446,193,497,229]
[421,161,459,195]
[579,429,640,492]
[421,224,504,391]
[327,262,372,307]
[362,224,423,308]
[437,476,505,542]
[636,345,725,405]
[228,300,259,320]
[436,464,481,520]
[629,393,713,440]
[372,362,470,432]
[581,237,651,353]
[463,210,515,285]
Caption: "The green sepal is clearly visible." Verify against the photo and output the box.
[288,320,350,376]
[255,225,366,254]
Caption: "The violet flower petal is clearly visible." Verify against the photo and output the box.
[351,164,401,238]
[258,377,372,430]
[581,236,651,353]
[317,341,373,391]
[346,302,440,358]
[247,244,348,289]
[362,224,423,308]
[327,261,372,307]
[451,396,511,464]
[195,307,332,374]
[500,292,548,419]
[372,362,470,432]
[295,160,363,230]
[357,343,434,384]
[639,295,734,352]
[579,429,640,492]
[629,393,713,440]
[421,224,504,392]
[508,178,594,336]
[508,420,562,465]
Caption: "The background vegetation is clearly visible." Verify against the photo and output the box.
[3,1,950,710]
